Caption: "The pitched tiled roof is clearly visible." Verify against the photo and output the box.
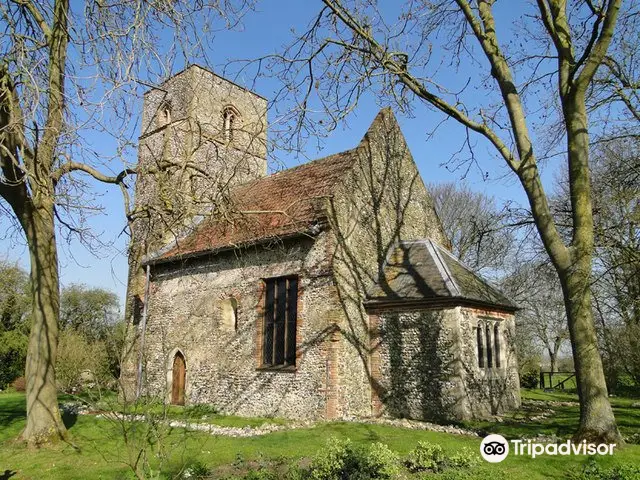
[147,149,356,264]
[366,239,517,311]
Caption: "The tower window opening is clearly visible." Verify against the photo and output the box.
[157,101,171,128]
[222,106,238,142]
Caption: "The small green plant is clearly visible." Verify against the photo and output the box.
[183,404,219,418]
[566,458,640,480]
[447,447,479,469]
[242,470,278,480]
[359,442,401,479]
[179,460,211,479]
[405,441,445,473]
[308,437,351,479]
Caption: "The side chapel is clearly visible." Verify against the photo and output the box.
[122,65,520,421]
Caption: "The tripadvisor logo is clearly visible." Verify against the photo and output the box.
[480,434,617,463]
[480,434,509,463]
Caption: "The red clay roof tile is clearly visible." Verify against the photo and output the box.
[153,149,356,262]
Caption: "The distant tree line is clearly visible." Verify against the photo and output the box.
[0,263,123,392]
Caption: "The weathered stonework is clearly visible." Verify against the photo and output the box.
[369,307,520,422]
[140,234,339,419]
[123,67,520,422]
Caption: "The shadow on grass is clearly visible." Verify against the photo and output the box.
[0,394,26,428]
[0,470,16,480]
[61,410,77,429]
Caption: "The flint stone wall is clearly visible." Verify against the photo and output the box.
[141,233,341,419]
[371,306,520,422]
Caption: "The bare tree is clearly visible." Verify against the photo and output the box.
[429,182,515,276]
[0,0,252,446]
[521,263,569,374]
[239,0,637,442]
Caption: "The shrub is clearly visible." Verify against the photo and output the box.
[447,447,479,469]
[405,441,445,473]
[178,460,211,479]
[56,329,110,392]
[361,442,401,479]
[308,437,350,479]
[566,459,640,480]
[184,404,219,418]
[520,369,539,389]
[0,330,28,389]
[306,437,401,480]
[11,376,26,392]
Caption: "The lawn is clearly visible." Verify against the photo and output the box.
[0,390,639,479]
[461,389,640,440]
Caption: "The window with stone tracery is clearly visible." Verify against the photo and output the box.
[222,106,239,142]
[477,319,502,369]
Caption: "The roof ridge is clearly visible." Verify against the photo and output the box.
[423,239,461,297]
[265,147,355,180]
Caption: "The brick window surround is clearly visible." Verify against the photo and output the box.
[258,275,299,369]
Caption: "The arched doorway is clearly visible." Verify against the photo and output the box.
[171,351,186,405]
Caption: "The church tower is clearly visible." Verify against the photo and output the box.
[121,66,267,398]
[133,64,267,253]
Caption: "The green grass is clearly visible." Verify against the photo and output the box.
[461,389,640,440]
[1,390,639,479]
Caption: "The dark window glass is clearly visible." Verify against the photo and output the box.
[262,276,298,367]
[486,324,493,368]
[477,325,484,368]
[494,323,501,368]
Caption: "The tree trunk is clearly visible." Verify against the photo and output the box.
[548,350,557,374]
[560,262,621,444]
[551,87,621,444]
[20,201,67,446]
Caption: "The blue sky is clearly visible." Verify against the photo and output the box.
[1,2,563,305]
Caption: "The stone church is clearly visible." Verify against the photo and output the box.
[122,65,520,422]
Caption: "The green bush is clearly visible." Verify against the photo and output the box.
[56,329,111,392]
[308,437,350,479]
[447,447,479,469]
[566,459,640,480]
[183,404,219,418]
[405,441,445,473]
[306,437,401,480]
[0,329,28,389]
[177,459,211,479]
[520,369,539,389]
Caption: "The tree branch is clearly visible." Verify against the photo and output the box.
[9,0,52,41]
[51,161,135,186]
[574,0,622,90]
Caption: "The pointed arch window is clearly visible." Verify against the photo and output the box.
[157,101,172,128]
[222,105,239,142]
[476,324,484,368]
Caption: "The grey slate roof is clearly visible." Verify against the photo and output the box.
[365,239,518,312]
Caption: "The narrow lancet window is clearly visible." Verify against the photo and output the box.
[222,106,238,142]
[494,323,501,368]
[486,324,493,368]
[477,324,484,368]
